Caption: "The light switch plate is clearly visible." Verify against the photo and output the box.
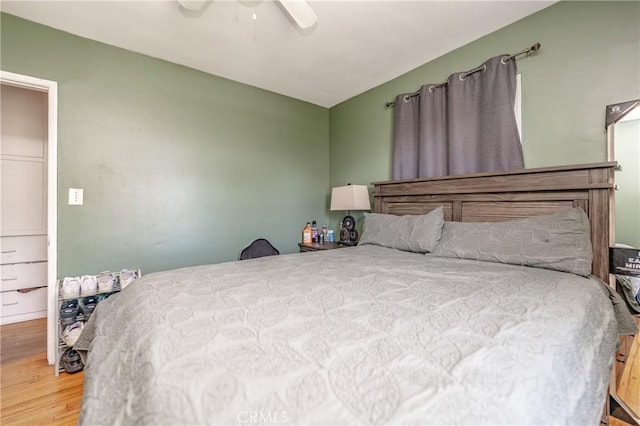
[69,188,83,205]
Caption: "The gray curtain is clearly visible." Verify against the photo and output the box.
[392,55,524,180]
[392,93,420,179]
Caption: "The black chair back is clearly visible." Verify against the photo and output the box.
[239,239,280,260]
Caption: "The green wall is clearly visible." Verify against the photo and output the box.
[1,13,330,276]
[329,1,640,227]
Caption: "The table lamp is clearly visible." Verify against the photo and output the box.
[330,184,371,245]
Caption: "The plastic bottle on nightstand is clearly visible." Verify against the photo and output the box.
[311,221,318,243]
[302,223,312,244]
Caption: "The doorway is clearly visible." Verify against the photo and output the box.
[1,71,58,365]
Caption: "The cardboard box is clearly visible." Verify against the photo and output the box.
[610,248,640,277]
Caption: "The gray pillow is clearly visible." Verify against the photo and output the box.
[431,208,593,276]
[359,207,444,253]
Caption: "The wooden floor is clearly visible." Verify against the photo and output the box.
[0,318,638,425]
[1,318,83,425]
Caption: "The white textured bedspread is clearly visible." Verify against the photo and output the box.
[79,246,622,425]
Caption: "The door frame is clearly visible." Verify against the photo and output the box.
[1,70,58,365]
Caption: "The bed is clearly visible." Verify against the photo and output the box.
[77,162,635,425]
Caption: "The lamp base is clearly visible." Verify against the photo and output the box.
[339,215,359,245]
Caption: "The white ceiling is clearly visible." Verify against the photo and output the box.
[1,0,556,107]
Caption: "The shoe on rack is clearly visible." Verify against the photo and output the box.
[61,321,84,347]
[60,348,84,373]
[61,277,80,299]
[60,299,80,326]
[97,272,115,293]
[119,269,138,290]
[82,295,99,320]
[80,275,97,295]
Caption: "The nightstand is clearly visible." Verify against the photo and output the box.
[298,242,347,253]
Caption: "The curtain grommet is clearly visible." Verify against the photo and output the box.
[428,85,436,93]
[458,73,466,81]
[501,56,510,64]
[403,95,410,102]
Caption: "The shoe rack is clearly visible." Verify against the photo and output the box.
[55,269,141,376]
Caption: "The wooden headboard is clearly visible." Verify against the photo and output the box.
[372,162,616,282]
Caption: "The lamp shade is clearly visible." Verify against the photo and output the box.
[330,185,371,211]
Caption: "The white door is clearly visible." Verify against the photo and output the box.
[1,71,58,365]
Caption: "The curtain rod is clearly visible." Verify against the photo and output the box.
[385,42,541,108]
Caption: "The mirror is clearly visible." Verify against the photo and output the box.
[606,99,640,425]
[607,99,640,248]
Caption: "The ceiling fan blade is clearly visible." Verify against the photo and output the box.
[276,0,317,29]
[177,0,213,18]
[178,0,209,11]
